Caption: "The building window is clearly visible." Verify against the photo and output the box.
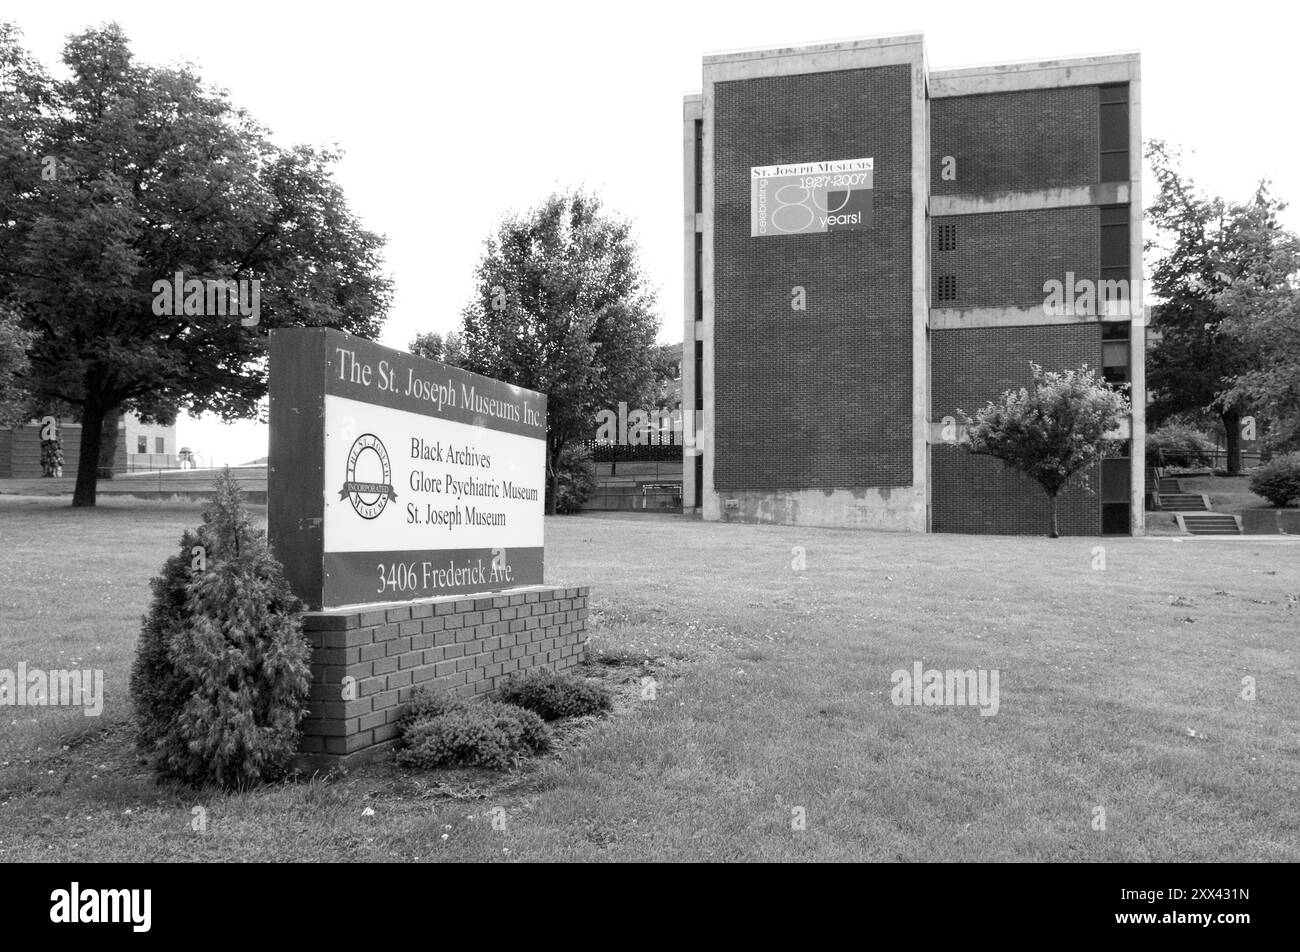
[155,436,165,454]
[1099,84,1130,182]
[936,275,957,303]
[1099,204,1131,312]
[1102,502,1130,535]
[694,232,703,321]
[936,221,957,252]
[1102,440,1131,535]
[1103,322,1131,386]
[694,340,704,413]
[693,119,703,214]
[137,436,147,454]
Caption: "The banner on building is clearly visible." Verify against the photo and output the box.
[751,158,874,237]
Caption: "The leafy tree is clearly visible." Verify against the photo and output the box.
[959,364,1130,538]
[1213,188,1300,453]
[455,190,658,514]
[0,22,391,506]
[130,469,310,789]
[0,305,33,427]
[409,330,463,367]
[1145,141,1277,474]
[650,343,681,413]
[1145,423,1217,468]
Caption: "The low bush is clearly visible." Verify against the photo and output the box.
[394,688,463,734]
[494,667,613,721]
[396,691,550,770]
[1249,453,1300,508]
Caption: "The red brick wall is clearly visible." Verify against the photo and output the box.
[712,65,914,492]
[931,86,1099,195]
[932,207,1099,308]
[931,325,1103,535]
[0,422,128,478]
[299,585,589,761]
[931,448,1100,536]
[4,423,88,478]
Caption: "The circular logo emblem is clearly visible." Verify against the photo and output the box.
[338,433,396,519]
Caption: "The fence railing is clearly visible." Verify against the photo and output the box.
[581,441,683,463]
[126,453,207,472]
[1150,449,1263,472]
[584,484,683,512]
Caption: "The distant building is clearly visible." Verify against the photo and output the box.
[121,415,178,465]
[0,412,177,477]
[683,34,1144,536]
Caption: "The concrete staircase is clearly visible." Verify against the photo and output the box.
[1150,466,1240,535]
[1177,513,1244,536]
[1160,492,1209,512]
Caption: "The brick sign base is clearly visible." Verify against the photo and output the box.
[297,585,591,769]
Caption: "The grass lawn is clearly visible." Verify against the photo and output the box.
[1,496,1298,862]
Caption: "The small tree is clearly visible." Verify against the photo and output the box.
[131,469,311,789]
[960,364,1131,538]
[455,190,658,514]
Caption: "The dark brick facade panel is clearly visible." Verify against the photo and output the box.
[931,324,1104,535]
[930,323,1103,419]
[0,423,128,479]
[931,86,1099,196]
[932,207,1100,309]
[713,65,914,492]
[932,447,1099,536]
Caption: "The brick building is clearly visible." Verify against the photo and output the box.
[682,34,1144,535]
[0,412,176,477]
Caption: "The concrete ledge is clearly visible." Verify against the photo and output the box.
[929,418,1132,444]
[706,487,926,532]
[931,183,1129,217]
[1242,509,1300,535]
[704,33,924,82]
[930,305,1110,330]
[931,53,1140,97]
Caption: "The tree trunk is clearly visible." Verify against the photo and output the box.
[1048,492,1060,539]
[98,408,121,479]
[1221,409,1242,475]
[72,400,106,507]
[546,445,560,516]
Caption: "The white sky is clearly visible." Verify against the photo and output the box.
[12,0,1300,465]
